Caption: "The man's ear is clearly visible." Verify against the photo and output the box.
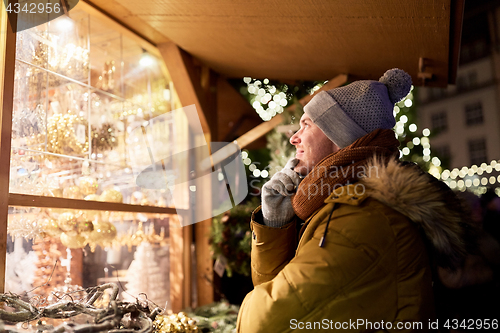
[332,142,341,153]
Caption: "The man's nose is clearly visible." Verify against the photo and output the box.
[290,132,300,145]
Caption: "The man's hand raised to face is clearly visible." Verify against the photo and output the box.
[261,158,302,227]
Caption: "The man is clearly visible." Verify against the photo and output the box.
[236,69,469,332]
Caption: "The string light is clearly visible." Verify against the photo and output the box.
[241,150,271,179]
[437,159,500,195]
[244,78,289,121]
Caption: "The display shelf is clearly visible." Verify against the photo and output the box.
[0,1,191,305]
[1,1,202,312]
[9,5,178,209]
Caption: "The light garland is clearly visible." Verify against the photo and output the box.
[434,159,500,195]
[241,150,269,179]
[244,77,289,121]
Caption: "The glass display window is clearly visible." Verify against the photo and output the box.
[9,5,182,208]
[3,2,189,303]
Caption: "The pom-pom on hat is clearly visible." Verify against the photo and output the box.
[304,68,412,148]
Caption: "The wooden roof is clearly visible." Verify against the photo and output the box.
[85,0,464,87]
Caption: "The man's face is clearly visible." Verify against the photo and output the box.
[290,113,340,176]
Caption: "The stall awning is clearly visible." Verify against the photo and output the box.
[85,0,464,87]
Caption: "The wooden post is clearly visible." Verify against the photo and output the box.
[0,4,17,293]
[157,42,210,135]
[194,133,214,307]
[169,214,185,312]
[159,43,217,308]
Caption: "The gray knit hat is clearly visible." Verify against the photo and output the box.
[304,68,412,148]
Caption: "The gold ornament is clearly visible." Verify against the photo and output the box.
[49,188,64,198]
[40,113,89,158]
[60,232,87,249]
[94,221,117,242]
[83,194,101,222]
[79,176,99,195]
[58,212,78,233]
[100,189,123,203]
[85,194,100,201]
[153,313,198,333]
[76,219,94,237]
[87,221,117,250]
[40,218,62,238]
[63,186,84,199]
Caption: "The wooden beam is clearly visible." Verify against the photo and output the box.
[234,114,284,150]
[287,74,349,112]
[0,5,17,293]
[194,133,214,307]
[157,42,211,135]
[169,214,184,312]
[169,214,193,312]
[8,193,185,215]
[216,76,262,143]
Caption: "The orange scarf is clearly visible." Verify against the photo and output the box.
[292,129,400,220]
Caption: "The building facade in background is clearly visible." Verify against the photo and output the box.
[416,1,500,194]
[417,1,500,171]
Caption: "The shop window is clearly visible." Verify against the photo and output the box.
[433,145,451,169]
[5,4,186,307]
[468,71,478,87]
[431,111,448,132]
[465,101,484,126]
[468,138,487,166]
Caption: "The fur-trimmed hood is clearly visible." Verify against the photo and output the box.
[359,157,472,269]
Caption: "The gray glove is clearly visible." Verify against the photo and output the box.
[261,158,302,227]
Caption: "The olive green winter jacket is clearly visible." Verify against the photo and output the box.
[237,158,467,332]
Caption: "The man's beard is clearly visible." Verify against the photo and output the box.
[293,160,310,176]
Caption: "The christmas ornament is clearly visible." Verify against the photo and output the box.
[153,312,199,333]
[100,188,123,203]
[91,123,118,153]
[63,185,84,199]
[57,212,79,233]
[83,194,101,222]
[60,232,87,249]
[7,210,44,240]
[131,191,144,205]
[79,176,99,195]
[11,105,46,139]
[43,113,89,157]
[5,239,37,294]
[87,221,117,251]
[39,218,62,238]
